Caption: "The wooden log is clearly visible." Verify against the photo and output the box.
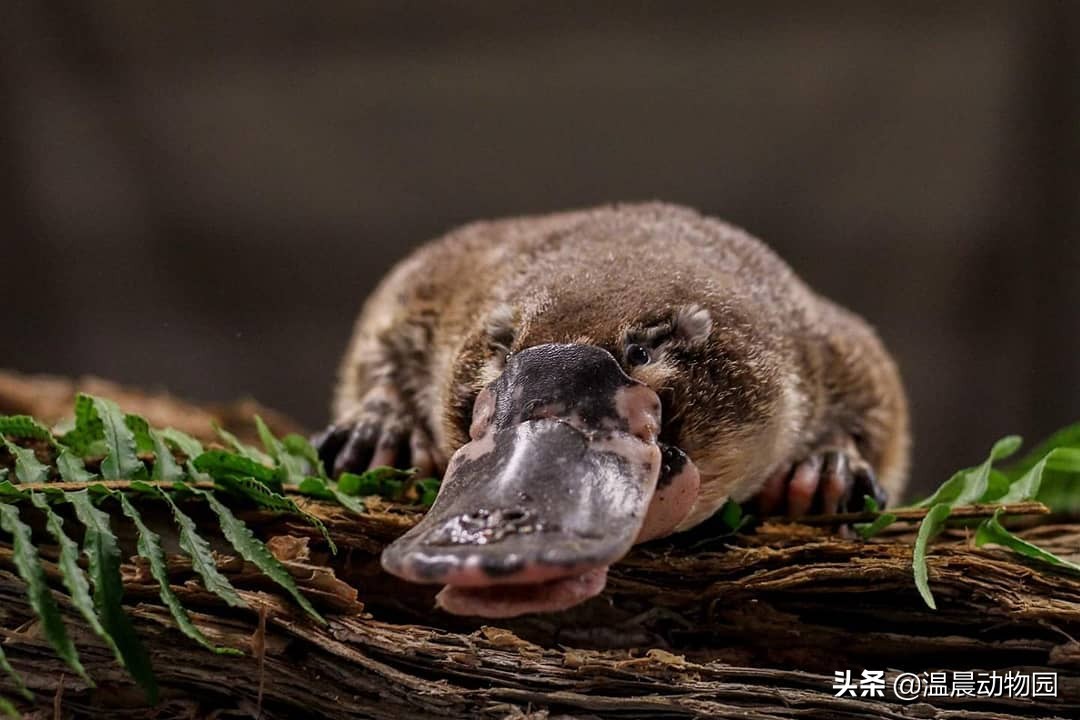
[0,500,1077,719]
[2,370,1078,718]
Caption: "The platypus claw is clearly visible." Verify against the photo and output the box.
[313,385,441,477]
[756,445,887,518]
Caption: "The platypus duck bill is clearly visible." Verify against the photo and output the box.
[380,343,701,618]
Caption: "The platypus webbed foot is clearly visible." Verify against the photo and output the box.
[313,384,442,477]
[756,443,887,518]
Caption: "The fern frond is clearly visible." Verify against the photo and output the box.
[152,486,247,609]
[0,695,18,719]
[212,474,336,553]
[159,428,205,459]
[255,416,310,486]
[213,424,272,466]
[0,415,54,442]
[149,431,183,482]
[297,476,368,515]
[0,439,49,484]
[280,433,326,479]
[56,450,95,483]
[196,489,325,625]
[0,392,423,700]
[66,490,158,702]
[59,394,104,456]
[193,450,278,487]
[0,481,24,500]
[116,493,243,655]
[0,503,88,682]
[92,397,147,481]
[29,494,119,668]
[123,414,154,455]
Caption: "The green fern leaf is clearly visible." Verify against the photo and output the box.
[954,436,1023,506]
[29,493,118,671]
[856,512,898,539]
[184,461,211,483]
[149,431,184,483]
[254,416,280,458]
[254,416,311,486]
[60,394,104,456]
[153,486,247,608]
[0,695,19,719]
[66,490,158,702]
[116,493,242,655]
[124,415,154,455]
[92,397,146,480]
[296,476,334,500]
[193,450,278,487]
[911,436,1022,508]
[338,467,414,499]
[0,415,54,442]
[281,434,327,479]
[1,439,49,484]
[297,476,368,515]
[0,635,32,700]
[212,474,336,553]
[332,487,367,515]
[1003,421,1080,481]
[913,503,952,609]
[0,481,26,500]
[195,489,325,625]
[160,428,205,460]
[1000,447,1080,504]
[0,504,88,681]
[998,452,1052,505]
[978,468,1013,502]
[416,477,441,507]
[975,508,1080,573]
[56,450,95,483]
[296,476,365,514]
[213,424,272,465]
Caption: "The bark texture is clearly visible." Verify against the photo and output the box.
[1,371,1078,719]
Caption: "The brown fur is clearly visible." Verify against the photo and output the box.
[332,203,909,525]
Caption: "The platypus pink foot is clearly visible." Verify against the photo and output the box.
[313,385,442,477]
[755,444,887,518]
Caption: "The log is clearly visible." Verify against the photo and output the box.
[1,371,1078,718]
[0,369,304,445]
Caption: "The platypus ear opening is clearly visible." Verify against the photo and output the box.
[672,304,713,346]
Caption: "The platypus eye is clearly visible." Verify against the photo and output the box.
[625,344,651,367]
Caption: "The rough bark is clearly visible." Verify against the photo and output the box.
[1,372,1078,719]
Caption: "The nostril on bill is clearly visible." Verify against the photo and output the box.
[426,508,555,546]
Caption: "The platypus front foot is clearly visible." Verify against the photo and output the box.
[312,385,442,477]
[755,442,887,518]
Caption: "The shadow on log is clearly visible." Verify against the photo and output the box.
[0,370,1078,718]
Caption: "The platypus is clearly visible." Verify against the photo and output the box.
[315,203,909,618]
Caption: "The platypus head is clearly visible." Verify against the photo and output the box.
[380,245,799,618]
[381,343,702,617]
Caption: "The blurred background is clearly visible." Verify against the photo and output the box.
[2,1,1077,497]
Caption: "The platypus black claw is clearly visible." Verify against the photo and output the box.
[755,444,887,519]
[313,385,441,477]
[311,423,350,474]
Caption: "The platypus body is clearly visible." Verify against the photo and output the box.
[316,203,909,618]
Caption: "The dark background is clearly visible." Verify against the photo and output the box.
[3,1,1078,498]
